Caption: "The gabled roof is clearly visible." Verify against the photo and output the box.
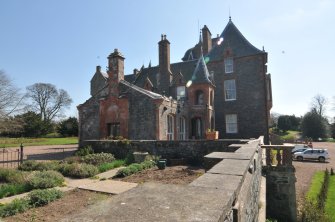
[207,19,264,61]
[120,80,165,100]
[190,54,212,84]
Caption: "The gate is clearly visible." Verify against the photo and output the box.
[0,145,24,168]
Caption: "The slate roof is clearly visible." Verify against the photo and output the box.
[207,20,264,61]
[120,80,166,100]
[190,54,212,84]
[125,60,197,90]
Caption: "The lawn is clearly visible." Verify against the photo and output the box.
[325,175,335,221]
[306,171,324,202]
[0,137,78,148]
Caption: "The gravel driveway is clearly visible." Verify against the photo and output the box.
[293,142,334,208]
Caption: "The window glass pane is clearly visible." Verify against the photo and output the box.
[177,86,186,100]
[225,114,237,133]
[224,58,233,73]
[224,80,236,100]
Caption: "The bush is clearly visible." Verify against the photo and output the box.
[81,153,115,166]
[75,145,94,156]
[115,160,155,178]
[0,183,32,199]
[331,168,334,176]
[19,160,59,172]
[0,198,30,217]
[98,159,125,173]
[0,168,28,184]
[62,156,82,164]
[125,152,134,165]
[28,188,63,207]
[58,163,98,178]
[27,170,64,189]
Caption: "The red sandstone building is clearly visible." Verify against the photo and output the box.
[78,18,272,145]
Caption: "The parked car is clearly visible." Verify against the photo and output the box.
[291,144,308,154]
[293,148,330,162]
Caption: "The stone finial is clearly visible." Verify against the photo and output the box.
[96,66,101,72]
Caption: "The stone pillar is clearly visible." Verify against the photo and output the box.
[265,166,297,222]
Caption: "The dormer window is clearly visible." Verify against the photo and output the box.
[177,86,186,100]
[224,57,234,73]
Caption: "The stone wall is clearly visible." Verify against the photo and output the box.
[78,97,100,147]
[191,139,263,222]
[83,139,248,161]
[265,166,297,222]
[208,53,270,143]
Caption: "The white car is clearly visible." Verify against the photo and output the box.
[294,148,330,162]
[291,144,308,154]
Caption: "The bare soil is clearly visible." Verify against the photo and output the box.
[4,189,111,222]
[119,165,205,185]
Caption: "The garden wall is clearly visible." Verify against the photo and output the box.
[83,139,249,162]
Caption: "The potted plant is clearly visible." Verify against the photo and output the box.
[205,129,219,140]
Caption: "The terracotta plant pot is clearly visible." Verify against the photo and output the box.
[205,131,219,140]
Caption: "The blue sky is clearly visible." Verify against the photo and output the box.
[1,0,334,119]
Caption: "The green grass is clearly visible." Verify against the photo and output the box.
[306,171,325,202]
[0,137,78,147]
[98,160,125,173]
[325,175,335,221]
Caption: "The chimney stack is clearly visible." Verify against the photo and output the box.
[202,25,212,55]
[107,48,125,82]
[158,34,171,74]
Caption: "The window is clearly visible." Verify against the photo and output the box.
[107,123,120,138]
[167,114,174,140]
[224,57,233,73]
[176,86,186,100]
[195,90,204,105]
[225,114,237,133]
[224,80,236,101]
[178,117,186,140]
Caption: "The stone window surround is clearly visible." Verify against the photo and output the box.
[167,114,174,140]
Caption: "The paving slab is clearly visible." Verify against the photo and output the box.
[65,177,98,188]
[78,180,138,194]
[208,159,251,176]
[61,182,234,222]
[96,167,123,179]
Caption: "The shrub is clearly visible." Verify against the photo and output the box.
[28,188,63,207]
[81,153,115,166]
[125,152,134,165]
[0,198,30,217]
[0,183,32,199]
[62,156,82,164]
[58,163,99,178]
[115,160,155,178]
[331,168,334,176]
[0,168,28,184]
[27,170,64,189]
[75,145,94,156]
[19,160,59,172]
[98,159,125,173]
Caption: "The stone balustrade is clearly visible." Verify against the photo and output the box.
[261,145,294,167]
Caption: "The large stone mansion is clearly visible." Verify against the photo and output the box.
[78,18,272,145]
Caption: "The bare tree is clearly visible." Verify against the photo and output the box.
[311,94,327,117]
[26,83,73,121]
[0,70,23,118]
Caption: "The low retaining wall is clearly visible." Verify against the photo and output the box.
[83,139,249,163]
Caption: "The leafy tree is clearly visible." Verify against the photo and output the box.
[16,111,53,137]
[57,117,78,137]
[0,70,23,118]
[331,119,335,139]
[288,115,301,131]
[301,110,328,140]
[277,115,291,132]
[26,83,72,122]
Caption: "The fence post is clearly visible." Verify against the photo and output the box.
[20,143,24,164]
